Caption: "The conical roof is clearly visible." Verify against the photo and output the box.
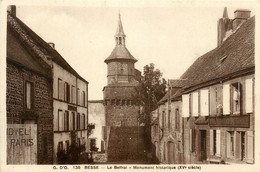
[105,46,137,63]
[105,13,137,63]
[115,13,125,37]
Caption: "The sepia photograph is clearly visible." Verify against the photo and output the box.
[1,0,258,171]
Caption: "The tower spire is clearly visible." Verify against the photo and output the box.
[115,12,126,46]
[223,7,228,18]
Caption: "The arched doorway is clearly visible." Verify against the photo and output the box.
[167,141,175,164]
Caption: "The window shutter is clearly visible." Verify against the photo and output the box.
[246,131,254,163]
[182,94,190,117]
[210,130,214,155]
[216,130,221,156]
[245,78,253,113]
[192,92,199,116]
[200,89,209,116]
[223,84,230,115]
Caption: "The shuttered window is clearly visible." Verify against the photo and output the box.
[200,89,209,116]
[182,94,190,117]
[223,84,230,115]
[245,78,253,113]
[64,111,69,131]
[192,92,199,117]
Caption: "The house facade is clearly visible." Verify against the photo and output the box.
[7,8,53,164]
[181,8,254,164]
[53,61,89,164]
[6,6,89,164]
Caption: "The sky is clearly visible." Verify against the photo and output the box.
[15,4,255,100]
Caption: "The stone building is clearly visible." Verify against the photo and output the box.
[152,80,186,164]
[6,6,89,164]
[181,8,254,164]
[103,14,145,161]
[7,8,53,164]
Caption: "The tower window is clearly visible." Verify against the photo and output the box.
[119,37,122,45]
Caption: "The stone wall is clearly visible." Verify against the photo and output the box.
[107,126,145,161]
[105,104,139,126]
[6,62,53,164]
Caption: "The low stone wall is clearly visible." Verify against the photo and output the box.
[93,153,107,163]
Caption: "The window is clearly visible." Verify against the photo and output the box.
[162,111,166,129]
[82,114,86,130]
[58,110,63,131]
[227,131,235,157]
[64,83,70,102]
[58,79,64,100]
[190,129,196,152]
[82,91,85,106]
[25,81,33,109]
[64,111,69,131]
[58,141,63,152]
[175,109,180,131]
[77,113,80,130]
[168,110,171,129]
[223,84,230,115]
[72,112,76,130]
[231,82,241,114]
[240,131,246,161]
[200,89,209,116]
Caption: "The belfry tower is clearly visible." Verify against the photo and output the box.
[103,13,144,161]
[103,13,140,127]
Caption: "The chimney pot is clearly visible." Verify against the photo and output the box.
[7,5,16,16]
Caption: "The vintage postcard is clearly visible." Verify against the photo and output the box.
[0,0,259,171]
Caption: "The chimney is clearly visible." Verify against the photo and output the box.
[217,7,232,46]
[232,9,251,30]
[48,42,55,49]
[7,5,16,16]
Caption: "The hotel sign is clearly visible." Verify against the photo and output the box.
[7,124,37,164]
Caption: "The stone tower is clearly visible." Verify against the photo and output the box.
[103,13,141,127]
[103,14,145,161]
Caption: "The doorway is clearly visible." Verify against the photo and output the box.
[200,130,207,161]
[167,141,175,164]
